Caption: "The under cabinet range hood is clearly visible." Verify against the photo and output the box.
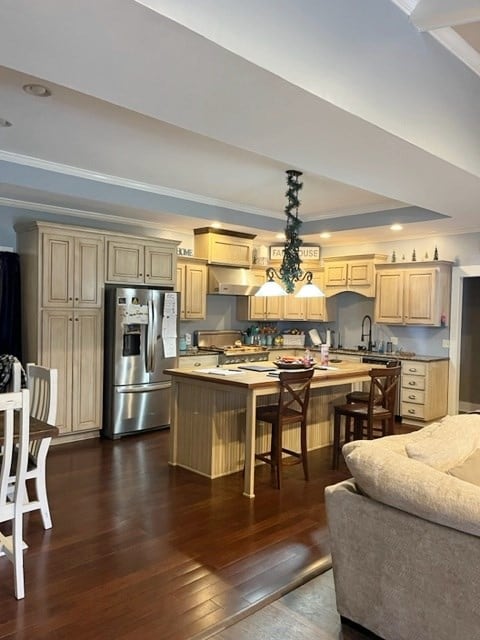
[207,266,260,295]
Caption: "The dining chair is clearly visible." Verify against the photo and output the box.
[0,389,30,599]
[10,364,58,530]
[332,365,401,470]
[254,368,314,489]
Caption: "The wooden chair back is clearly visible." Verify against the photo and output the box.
[276,369,314,424]
[26,364,58,426]
[367,366,401,417]
[0,389,30,599]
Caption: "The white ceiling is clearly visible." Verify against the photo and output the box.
[1,0,480,247]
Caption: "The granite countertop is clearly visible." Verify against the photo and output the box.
[268,345,448,362]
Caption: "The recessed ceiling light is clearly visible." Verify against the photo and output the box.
[390,223,403,231]
[0,118,12,127]
[22,83,52,98]
[320,232,331,239]
[275,233,285,240]
[211,221,222,229]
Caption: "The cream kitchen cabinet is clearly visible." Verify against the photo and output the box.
[176,258,207,320]
[194,227,255,267]
[42,232,103,308]
[282,271,327,321]
[375,261,452,326]
[400,359,449,423]
[106,237,178,286]
[236,269,283,321]
[323,254,387,297]
[16,221,105,436]
[41,308,103,433]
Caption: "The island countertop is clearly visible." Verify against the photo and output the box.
[165,361,374,498]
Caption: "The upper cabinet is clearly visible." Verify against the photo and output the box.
[42,232,104,308]
[194,227,255,267]
[176,258,207,320]
[236,268,328,322]
[106,237,179,286]
[236,269,283,321]
[323,254,388,297]
[374,261,453,326]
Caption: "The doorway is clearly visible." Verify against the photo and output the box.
[449,266,480,414]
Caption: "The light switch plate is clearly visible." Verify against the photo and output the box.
[442,339,450,348]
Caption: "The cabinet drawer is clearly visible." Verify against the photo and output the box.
[401,402,425,419]
[402,374,425,391]
[178,355,218,369]
[402,362,426,376]
[401,388,425,405]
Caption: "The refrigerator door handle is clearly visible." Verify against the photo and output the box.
[115,382,171,393]
[146,299,154,372]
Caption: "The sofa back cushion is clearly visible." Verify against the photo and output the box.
[343,421,480,538]
[448,448,480,486]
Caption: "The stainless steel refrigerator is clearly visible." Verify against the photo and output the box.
[102,285,179,439]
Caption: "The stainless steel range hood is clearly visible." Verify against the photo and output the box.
[207,266,260,295]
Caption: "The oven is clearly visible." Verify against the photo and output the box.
[194,330,269,364]
[361,355,402,418]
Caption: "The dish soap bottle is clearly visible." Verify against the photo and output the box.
[303,349,312,367]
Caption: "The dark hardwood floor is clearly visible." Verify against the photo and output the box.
[0,424,412,639]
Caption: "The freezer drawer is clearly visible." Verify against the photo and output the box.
[103,382,172,438]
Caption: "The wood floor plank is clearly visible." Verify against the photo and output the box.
[0,425,413,638]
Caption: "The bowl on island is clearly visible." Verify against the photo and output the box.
[274,357,315,370]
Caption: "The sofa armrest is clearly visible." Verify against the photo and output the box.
[325,479,480,640]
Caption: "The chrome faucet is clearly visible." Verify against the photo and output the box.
[361,315,373,352]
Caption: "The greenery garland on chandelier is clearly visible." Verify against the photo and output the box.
[280,169,304,293]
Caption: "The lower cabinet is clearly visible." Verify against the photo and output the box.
[400,360,448,423]
[178,354,218,369]
[41,309,103,434]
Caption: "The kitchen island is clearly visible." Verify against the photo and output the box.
[165,361,374,498]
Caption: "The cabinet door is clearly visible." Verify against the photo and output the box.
[184,263,207,319]
[375,270,404,324]
[282,283,306,320]
[42,233,74,308]
[176,263,186,320]
[249,271,268,320]
[106,240,144,283]
[404,269,438,325]
[324,261,347,289]
[305,272,326,320]
[348,260,374,288]
[145,244,176,286]
[265,294,284,320]
[41,310,73,433]
[71,309,103,432]
[74,236,104,307]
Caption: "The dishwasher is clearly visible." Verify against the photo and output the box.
[361,355,402,418]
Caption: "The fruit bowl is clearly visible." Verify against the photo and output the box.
[274,359,315,370]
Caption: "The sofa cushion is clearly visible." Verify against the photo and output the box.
[404,414,480,471]
[343,428,480,538]
[448,448,480,486]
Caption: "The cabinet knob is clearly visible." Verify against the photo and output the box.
[146,274,150,277]
[408,394,416,399]
[75,297,79,301]
[408,381,417,386]
[139,273,143,277]
[408,409,416,414]
[75,317,79,321]
[69,297,73,301]
[69,317,73,322]
[408,367,418,372]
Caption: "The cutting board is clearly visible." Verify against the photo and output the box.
[237,364,277,372]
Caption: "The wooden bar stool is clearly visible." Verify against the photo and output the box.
[255,368,314,489]
[332,366,401,469]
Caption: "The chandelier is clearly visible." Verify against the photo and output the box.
[255,170,325,298]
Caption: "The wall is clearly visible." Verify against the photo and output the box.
[4,206,480,357]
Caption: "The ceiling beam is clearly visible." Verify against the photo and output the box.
[411,0,480,31]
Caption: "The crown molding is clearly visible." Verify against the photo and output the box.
[0,150,278,218]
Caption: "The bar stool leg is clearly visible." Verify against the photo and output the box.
[332,409,341,470]
[300,419,309,481]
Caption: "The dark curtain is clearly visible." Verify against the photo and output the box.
[0,252,22,360]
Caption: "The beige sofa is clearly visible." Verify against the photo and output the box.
[325,414,480,640]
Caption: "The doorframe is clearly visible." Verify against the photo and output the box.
[449,265,480,415]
